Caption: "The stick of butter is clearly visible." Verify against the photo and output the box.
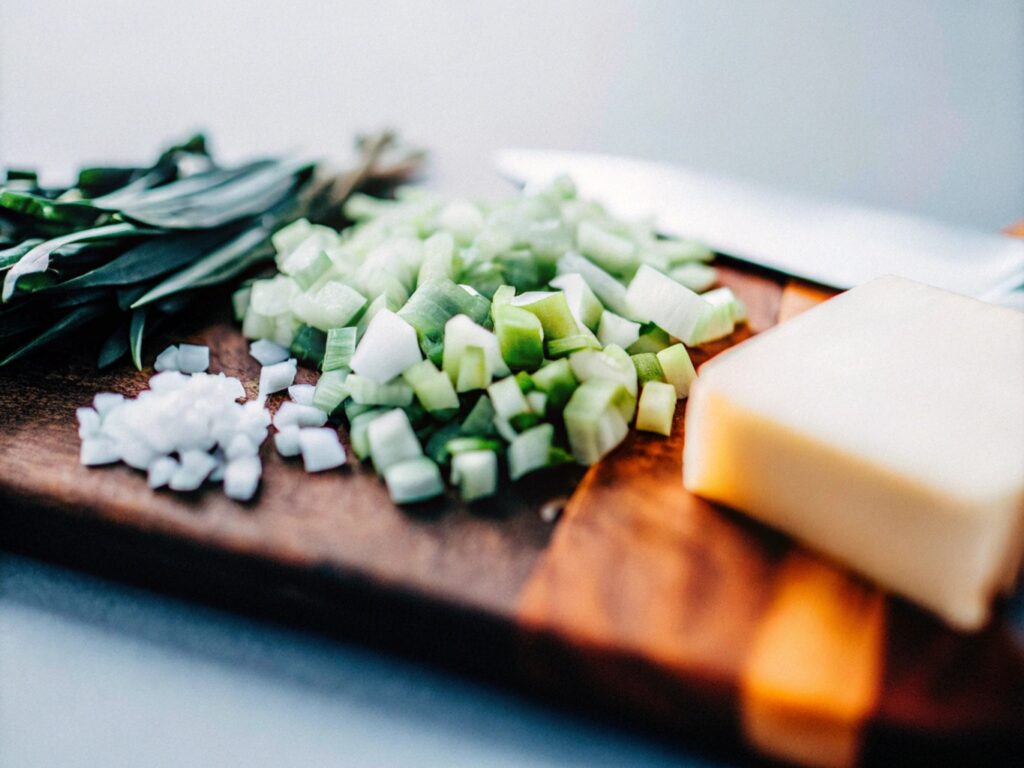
[683,275,1024,630]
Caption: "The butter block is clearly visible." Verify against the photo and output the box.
[683,275,1024,630]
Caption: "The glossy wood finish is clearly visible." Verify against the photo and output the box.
[1,264,1021,767]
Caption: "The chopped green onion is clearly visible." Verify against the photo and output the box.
[635,380,677,436]
[549,273,603,331]
[625,264,709,345]
[487,376,531,422]
[383,456,444,503]
[460,394,496,436]
[546,332,601,358]
[530,358,578,412]
[322,326,357,371]
[350,309,422,384]
[367,408,422,473]
[626,322,672,354]
[493,303,544,370]
[446,436,501,455]
[512,291,578,340]
[312,368,350,413]
[564,380,631,465]
[670,262,717,293]
[290,324,326,366]
[450,450,498,501]
[509,423,555,480]
[402,358,460,413]
[576,221,637,278]
[597,311,641,349]
[656,343,697,398]
[455,345,491,392]
[630,352,665,384]
[290,280,367,332]
[345,373,414,406]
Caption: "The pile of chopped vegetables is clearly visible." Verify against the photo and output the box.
[232,176,746,504]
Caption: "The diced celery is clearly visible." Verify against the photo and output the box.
[345,373,414,406]
[597,311,641,349]
[656,343,697,398]
[526,390,547,416]
[280,238,332,290]
[440,200,484,244]
[349,409,387,459]
[652,238,714,264]
[556,252,639,320]
[531,358,578,412]
[512,291,577,340]
[367,408,422,473]
[446,436,501,455]
[497,249,541,291]
[312,369,350,414]
[418,231,458,285]
[290,280,367,332]
[687,301,736,345]
[577,221,638,278]
[442,314,509,383]
[232,284,251,322]
[490,285,516,314]
[271,218,314,255]
[402,359,460,413]
[384,457,444,504]
[546,332,602,358]
[508,423,554,480]
[350,309,422,383]
[625,264,709,345]
[493,304,544,370]
[397,280,489,366]
[549,273,603,331]
[450,450,498,501]
[323,327,357,372]
[630,352,665,384]
[355,294,397,341]
[626,322,672,354]
[670,262,717,293]
[514,371,534,393]
[564,380,631,465]
[487,376,530,421]
[456,345,491,392]
[290,324,326,366]
[569,345,638,399]
[635,380,677,436]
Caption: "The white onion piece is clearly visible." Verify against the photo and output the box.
[273,401,329,429]
[153,345,179,372]
[147,456,178,489]
[274,425,301,457]
[177,344,210,374]
[169,449,217,491]
[249,338,290,366]
[148,370,189,393]
[350,309,422,384]
[224,456,262,501]
[93,392,124,417]
[287,383,316,406]
[80,437,119,466]
[76,407,100,439]
[208,451,227,482]
[225,433,259,460]
[258,358,298,401]
[298,427,347,472]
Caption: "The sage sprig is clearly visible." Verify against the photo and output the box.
[0,131,420,368]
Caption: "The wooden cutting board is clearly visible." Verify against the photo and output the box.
[1,263,1021,767]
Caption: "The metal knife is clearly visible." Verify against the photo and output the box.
[494,148,1024,306]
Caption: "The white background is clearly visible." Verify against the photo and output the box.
[2,1,1022,228]
[1,2,1022,766]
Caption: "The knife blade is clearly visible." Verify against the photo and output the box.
[494,148,1024,304]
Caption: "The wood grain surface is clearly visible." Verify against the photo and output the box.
[1,264,1021,767]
